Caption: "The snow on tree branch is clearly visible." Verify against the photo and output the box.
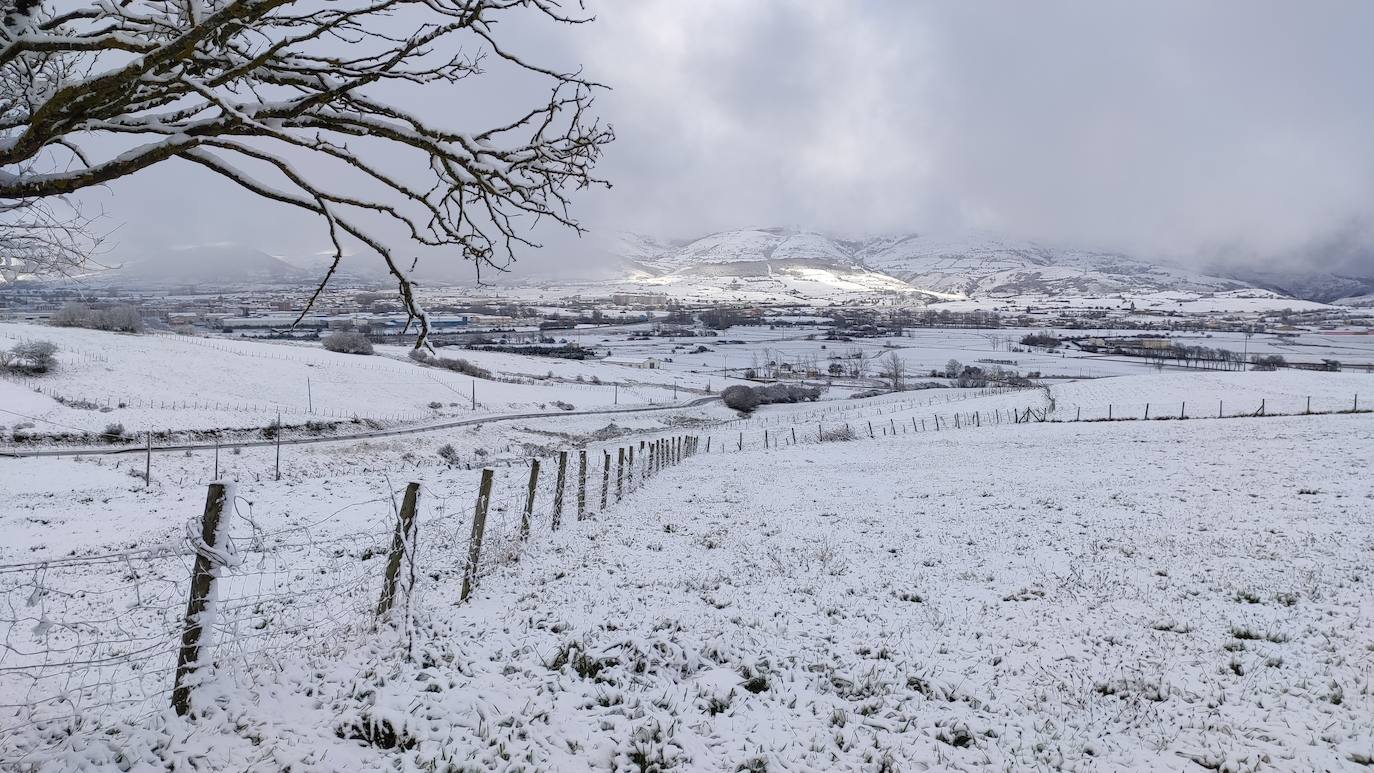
[0,0,613,345]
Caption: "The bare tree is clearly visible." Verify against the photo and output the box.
[876,351,905,392]
[1,0,612,345]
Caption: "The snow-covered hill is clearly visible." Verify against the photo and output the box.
[618,228,1256,301]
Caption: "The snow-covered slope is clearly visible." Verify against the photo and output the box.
[617,228,1258,301]
[856,234,1245,297]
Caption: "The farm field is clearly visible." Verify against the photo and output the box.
[4,411,1369,770]
[0,323,744,440]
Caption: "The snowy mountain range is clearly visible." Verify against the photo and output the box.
[613,228,1259,300]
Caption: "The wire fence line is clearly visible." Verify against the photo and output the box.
[0,434,702,767]
[694,390,1372,453]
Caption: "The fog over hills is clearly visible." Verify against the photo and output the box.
[612,228,1261,299]
[61,229,1374,306]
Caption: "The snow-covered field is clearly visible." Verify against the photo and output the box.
[4,412,1370,770]
[0,323,730,439]
[3,320,1372,771]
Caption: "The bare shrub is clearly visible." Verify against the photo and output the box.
[5,340,59,373]
[51,303,144,333]
[321,331,374,355]
[437,444,460,466]
[820,425,858,442]
[721,385,761,413]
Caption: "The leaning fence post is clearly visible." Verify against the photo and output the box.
[376,481,421,618]
[172,482,230,716]
[706,436,711,453]
[460,468,494,602]
[577,450,588,520]
[521,459,540,539]
[553,451,568,528]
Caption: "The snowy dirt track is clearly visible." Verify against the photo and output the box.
[56,413,1372,772]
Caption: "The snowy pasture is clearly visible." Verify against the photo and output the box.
[2,408,1371,770]
[0,323,720,439]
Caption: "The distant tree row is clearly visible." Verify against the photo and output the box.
[722,383,822,413]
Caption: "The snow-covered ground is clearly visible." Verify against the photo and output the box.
[4,412,1370,770]
[0,324,731,439]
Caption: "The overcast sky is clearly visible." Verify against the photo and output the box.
[101,0,1374,276]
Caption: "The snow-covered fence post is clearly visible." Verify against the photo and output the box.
[577,450,588,520]
[552,451,568,529]
[460,468,495,602]
[601,451,611,509]
[616,447,625,501]
[145,432,152,489]
[792,427,797,444]
[375,482,421,619]
[521,460,540,539]
[172,483,232,716]
[627,446,636,491]
[274,415,282,481]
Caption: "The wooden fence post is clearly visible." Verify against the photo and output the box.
[616,447,626,500]
[521,459,540,539]
[867,421,874,438]
[172,483,230,716]
[1180,402,1186,419]
[1144,402,1150,420]
[460,468,494,602]
[577,450,588,520]
[601,451,611,508]
[274,415,282,481]
[376,481,421,618]
[627,446,636,489]
[553,451,568,529]
[706,436,711,452]
[145,432,152,489]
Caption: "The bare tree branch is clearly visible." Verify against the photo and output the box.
[1,0,612,346]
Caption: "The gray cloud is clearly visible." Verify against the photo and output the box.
[93,1,1374,276]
